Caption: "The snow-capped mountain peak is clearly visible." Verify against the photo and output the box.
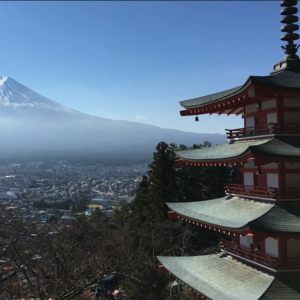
[0,76,8,86]
[0,76,80,115]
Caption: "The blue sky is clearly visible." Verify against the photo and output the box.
[0,1,291,134]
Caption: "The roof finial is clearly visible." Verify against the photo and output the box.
[272,0,300,72]
[280,0,300,60]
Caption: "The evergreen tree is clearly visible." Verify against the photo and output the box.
[199,165,230,199]
[147,141,179,221]
[175,141,232,201]
[131,175,150,224]
[113,202,131,228]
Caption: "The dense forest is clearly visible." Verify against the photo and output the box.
[0,141,241,300]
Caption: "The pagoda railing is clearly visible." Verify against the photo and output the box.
[220,239,279,269]
[225,183,300,200]
[225,123,300,139]
[221,240,300,270]
[225,183,277,199]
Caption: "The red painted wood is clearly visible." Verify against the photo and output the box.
[256,174,267,189]
[158,265,169,274]
[168,211,178,219]
[180,84,300,117]
[225,183,300,201]
[242,107,278,119]
[220,239,279,269]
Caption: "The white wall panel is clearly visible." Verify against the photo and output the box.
[262,99,276,111]
[267,112,277,124]
[245,104,257,114]
[240,236,251,248]
[265,237,278,257]
[244,172,254,186]
[245,117,255,128]
[267,173,278,188]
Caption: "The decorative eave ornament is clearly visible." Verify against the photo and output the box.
[273,0,300,72]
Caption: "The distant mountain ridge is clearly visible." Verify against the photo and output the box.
[0,76,227,164]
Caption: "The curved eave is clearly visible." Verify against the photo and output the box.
[180,82,251,117]
[175,138,300,164]
[175,154,253,167]
[166,197,274,231]
[157,254,275,300]
[179,81,251,110]
[175,139,271,163]
[171,210,250,234]
[180,70,300,117]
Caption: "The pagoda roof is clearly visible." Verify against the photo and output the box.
[180,69,300,110]
[250,203,300,234]
[157,253,275,300]
[167,197,274,231]
[259,271,300,300]
[168,198,300,234]
[157,253,300,300]
[175,137,300,164]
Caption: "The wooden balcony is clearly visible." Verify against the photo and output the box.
[220,240,300,270]
[225,123,300,139]
[225,183,300,201]
[220,239,279,269]
[225,183,276,199]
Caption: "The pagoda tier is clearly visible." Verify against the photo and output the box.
[179,69,300,117]
[180,69,300,142]
[167,198,300,235]
[167,197,273,232]
[157,254,300,300]
[225,123,300,140]
[175,137,300,202]
[175,137,300,166]
[168,199,300,271]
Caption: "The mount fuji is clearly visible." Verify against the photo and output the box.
[0,76,226,163]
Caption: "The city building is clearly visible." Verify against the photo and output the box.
[158,1,300,299]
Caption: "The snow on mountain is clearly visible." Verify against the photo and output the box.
[0,76,79,115]
[0,75,227,163]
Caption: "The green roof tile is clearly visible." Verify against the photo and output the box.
[175,138,300,162]
[251,69,300,90]
[158,254,300,300]
[179,86,243,109]
[157,254,275,300]
[167,197,273,230]
[175,139,270,162]
[180,70,300,109]
[250,204,300,234]
[259,271,300,300]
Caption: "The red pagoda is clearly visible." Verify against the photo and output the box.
[158,1,300,299]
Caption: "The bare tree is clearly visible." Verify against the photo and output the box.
[0,209,126,300]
